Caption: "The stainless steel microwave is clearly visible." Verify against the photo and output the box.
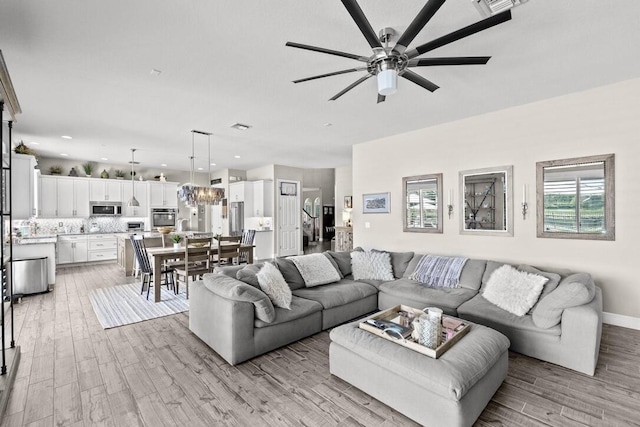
[90,201,122,216]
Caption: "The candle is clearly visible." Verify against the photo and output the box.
[522,184,526,204]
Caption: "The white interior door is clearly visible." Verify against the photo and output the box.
[278,180,300,256]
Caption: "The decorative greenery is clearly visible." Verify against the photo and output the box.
[14,141,36,155]
[49,165,63,175]
[214,233,222,241]
[171,234,182,244]
[82,162,94,176]
[115,169,125,178]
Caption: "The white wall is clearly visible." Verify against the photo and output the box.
[353,78,640,319]
[335,165,353,226]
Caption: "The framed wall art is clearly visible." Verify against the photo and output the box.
[344,196,352,209]
[363,192,390,214]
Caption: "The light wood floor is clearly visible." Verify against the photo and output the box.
[1,263,639,426]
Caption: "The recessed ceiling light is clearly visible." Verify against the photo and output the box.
[324,123,332,127]
[234,155,241,159]
[161,163,167,167]
[150,69,162,76]
[230,123,251,131]
[210,163,216,166]
[101,157,108,161]
[30,141,40,145]
[60,153,69,157]
[61,135,72,140]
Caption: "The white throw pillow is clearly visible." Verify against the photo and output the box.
[290,253,341,287]
[256,262,292,310]
[483,265,548,316]
[351,250,394,281]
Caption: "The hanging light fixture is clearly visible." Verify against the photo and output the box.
[177,130,225,207]
[127,148,140,207]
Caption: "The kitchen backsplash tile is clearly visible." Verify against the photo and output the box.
[17,216,148,235]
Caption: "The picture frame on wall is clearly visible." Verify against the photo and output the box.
[344,196,352,209]
[280,181,297,196]
[363,192,390,214]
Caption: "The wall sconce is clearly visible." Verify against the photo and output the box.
[521,184,528,220]
[447,189,454,219]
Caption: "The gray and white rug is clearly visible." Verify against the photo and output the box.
[89,282,189,329]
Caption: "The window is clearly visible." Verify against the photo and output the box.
[403,174,442,233]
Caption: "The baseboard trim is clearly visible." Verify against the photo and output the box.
[603,312,640,330]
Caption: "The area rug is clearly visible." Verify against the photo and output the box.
[89,282,188,329]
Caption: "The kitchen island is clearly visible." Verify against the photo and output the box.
[13,236,57,285]
[116,233,173,276]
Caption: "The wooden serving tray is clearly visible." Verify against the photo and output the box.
[358,304,470,359]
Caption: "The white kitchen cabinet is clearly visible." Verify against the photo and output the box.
[90,180,122,202]
[253,180,273,217]
[229,181,254,215]
[57,235,88,264]
[87,234,117,261]
[148,181,178,207]
[39,176,58,217]
[57,177,90,217]
[11,154,38,219]
[121,181,148,217]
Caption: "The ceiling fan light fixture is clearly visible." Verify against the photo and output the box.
[377,68,397,96]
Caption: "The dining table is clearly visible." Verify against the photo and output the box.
[146,243,254,302]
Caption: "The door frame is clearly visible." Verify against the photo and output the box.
[276,179,301,256]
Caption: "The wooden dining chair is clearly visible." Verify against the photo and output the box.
[173,236,212,299]
[215,235,242,266]
[130,235,174,299]
[239,229,256,264]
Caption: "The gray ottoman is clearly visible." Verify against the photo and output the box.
[329,321,510,427]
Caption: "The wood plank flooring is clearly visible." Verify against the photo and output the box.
[1,263,639,426]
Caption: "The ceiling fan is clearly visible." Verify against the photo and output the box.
[286,0,512,103]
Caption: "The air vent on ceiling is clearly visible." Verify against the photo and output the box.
[472,0,528,17]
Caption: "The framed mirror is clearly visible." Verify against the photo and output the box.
[537,153,614,240]
[403,173,442,233]
[460,166,513,236]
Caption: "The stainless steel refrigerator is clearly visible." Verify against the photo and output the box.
[229,201,244,236]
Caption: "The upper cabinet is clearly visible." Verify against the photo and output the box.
[11,153,38,219]
[89,179,122,202]
[121,181,148,217]
[39,176,90,218]
[148,181,178,207]
[253,180,273,217]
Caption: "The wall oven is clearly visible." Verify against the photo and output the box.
[151,208,177,228]
[90,201,122,216]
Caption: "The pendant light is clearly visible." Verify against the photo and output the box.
[127,148,140,207]
[177,130,224,206]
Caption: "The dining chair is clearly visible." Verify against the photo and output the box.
[215,235,242,266]
[239,229,256,264]
[129,235,174,299]
[173,236,212,299]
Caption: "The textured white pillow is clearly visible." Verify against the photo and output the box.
[483,265,548,316]
[351,251,394,281]
[256,262,292,310]
[290,253,341,287]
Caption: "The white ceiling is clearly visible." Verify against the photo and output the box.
[1,0,639,172]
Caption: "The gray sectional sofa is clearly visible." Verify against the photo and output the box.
[189,249,603,375]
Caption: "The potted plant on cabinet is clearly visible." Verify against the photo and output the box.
[49,165,63,175]
[82,162,93,177]
[115,170,125,179]
[171,234,182,249]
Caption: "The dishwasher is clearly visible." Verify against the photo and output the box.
[12,257,49,296]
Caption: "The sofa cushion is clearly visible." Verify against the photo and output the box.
[290,253,341,287]
[481,261,515,291]
[372,249,415,278]
[292,279,378,310]
[257,263,292,310]
[379,278,477,313]
[351,250,394,281]
[275,257,306,290]
[517,265,561,314]
[457,294,561,336]
[202,273,275,323]
[254,296,323,328]
[403,255,486,292]
[326,251,352,277]
[482,265,548,316]
[532,273,596,329]
[408,255,468,288]
[323,253,344,278]
[236,263,264,288]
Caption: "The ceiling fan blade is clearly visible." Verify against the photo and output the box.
[377,94,386,104]
[341,0,383,50]
[408,56,491,66]
[285,42,368,62]
[329,74,372,101]
[293,67,368,84]
[401,70,439,92]
[406,10,512,59]
[393,0,446,55]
